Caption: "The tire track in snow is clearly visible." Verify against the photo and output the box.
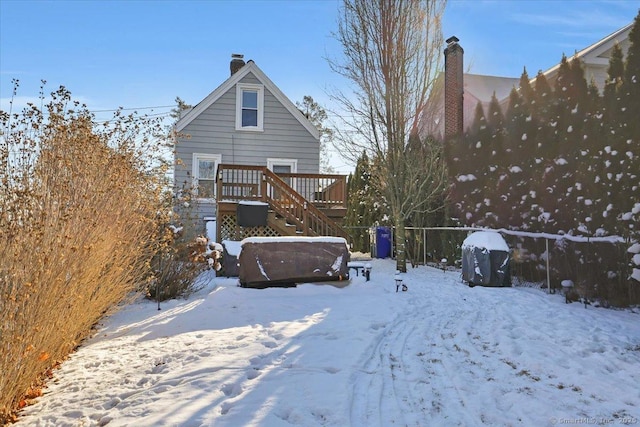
[421,311,491,425]
[349,270,462,427]
[349,269,506,426]
[349,304,425,427]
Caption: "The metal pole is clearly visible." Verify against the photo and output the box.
[423,228,427,266]
[546,238,551,294]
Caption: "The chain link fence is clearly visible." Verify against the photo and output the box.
[346,226,638,306]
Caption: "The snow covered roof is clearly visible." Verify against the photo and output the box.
[462,231,509,252]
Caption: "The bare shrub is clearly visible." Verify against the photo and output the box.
[0,82,168,422]
[149,220,210,302]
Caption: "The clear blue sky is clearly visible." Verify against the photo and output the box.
[1,0,638,170]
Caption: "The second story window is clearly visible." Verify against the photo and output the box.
[236,83,264,131]
[242,90,258,126]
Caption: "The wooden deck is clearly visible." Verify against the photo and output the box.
[215,164,349,242]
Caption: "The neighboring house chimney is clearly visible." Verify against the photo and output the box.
[444,36,463,140]
[230,53,245,76]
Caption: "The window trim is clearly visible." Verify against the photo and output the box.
[267,158,298,174]
[235,83,264,131]
[192,153,222,202]
[267,158,298,190]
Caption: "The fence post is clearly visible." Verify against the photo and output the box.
[546,238,551,294]
[423,228,427,266]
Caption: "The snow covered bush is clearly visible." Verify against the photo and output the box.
[630,242,640,283]
[0,83,169,422]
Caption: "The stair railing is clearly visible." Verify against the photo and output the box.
[216,164,349,240]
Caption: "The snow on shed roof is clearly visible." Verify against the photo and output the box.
[462,231,509,252]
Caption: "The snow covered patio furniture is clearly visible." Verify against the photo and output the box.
[238,236,350,288]
[347,261,372,281]
[461,231,511,287]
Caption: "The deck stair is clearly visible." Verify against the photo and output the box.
[216,164,349,241]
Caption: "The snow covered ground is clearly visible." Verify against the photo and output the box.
[16,258,640,427]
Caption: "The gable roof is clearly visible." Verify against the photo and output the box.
[175,61,320,140]
[465,73,520,104]
[541,22,633,78]
[471,22,632,109]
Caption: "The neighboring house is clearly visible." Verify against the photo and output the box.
[174,55,347,241]
[541,22,632,92]
[426,22,633,139]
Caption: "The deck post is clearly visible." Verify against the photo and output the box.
[261,172,267,202]
[303,201,309,235]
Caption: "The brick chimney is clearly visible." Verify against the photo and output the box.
[230,53,245,76]
[444,36,463,140]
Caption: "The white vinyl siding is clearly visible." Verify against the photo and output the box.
[236,83,264,131]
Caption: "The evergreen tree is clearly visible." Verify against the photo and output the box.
[569,56,589,109]
[619,10,640,247]
[576,77,606,234]
[533,70,553,115]
[603,42,624,131]
[532,70,555,164]
[564,57,591,234]
[515,69,540,231]
[170,97,192,122]
[621,10,640,140]
[459,102,492,225]
[483,93,506,227]
[344,151,382,252]
[519,67,536,106]
[444,18,640,303]
[517,68,538,161]
[596,42,627,232]
[503,87,528,227]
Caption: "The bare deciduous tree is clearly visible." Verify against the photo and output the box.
[329,0,448,271]
[296,95,335,173]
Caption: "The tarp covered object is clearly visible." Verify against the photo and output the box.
[221,240,241,277]
[238,236,350,288]
[461,231,511,287]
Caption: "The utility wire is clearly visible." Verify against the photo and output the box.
[91,105,178,113]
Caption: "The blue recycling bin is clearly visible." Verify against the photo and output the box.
[371,226,391,258]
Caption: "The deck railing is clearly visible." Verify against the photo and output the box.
[216,164,349,239]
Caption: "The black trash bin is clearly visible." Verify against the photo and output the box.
[237,201,268,227]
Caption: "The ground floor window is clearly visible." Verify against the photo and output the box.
[193,153,222,201]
